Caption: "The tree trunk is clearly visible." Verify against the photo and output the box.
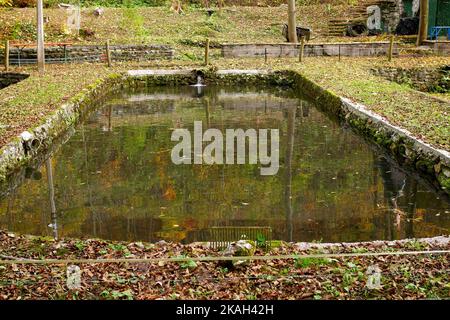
[287,0,297,43]
[417,0,429,45]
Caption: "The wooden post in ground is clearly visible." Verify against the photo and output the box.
[36,0,45,75]
[299,36,305,62]
[388,35,394,61]
[264,48,268,63]
[105,40,112,67]
[4,40,9,72]
[204,38,210,66]
[338,44,341,61]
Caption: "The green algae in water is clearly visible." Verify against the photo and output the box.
[0,85,448,243]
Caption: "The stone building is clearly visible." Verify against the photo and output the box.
[328,0,450,37]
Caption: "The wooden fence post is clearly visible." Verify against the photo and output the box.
[204,38,210,66]
[4,40,9,72]
[264,48,268,63]
[299,36,305,62]
[105,40,112,67]
[338,44,341,61]
[37,0,45,75]
[388,35,394,62]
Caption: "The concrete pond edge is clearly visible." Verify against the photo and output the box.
[0,68,449,197]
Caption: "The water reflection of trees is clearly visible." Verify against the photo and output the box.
[284,106,296,242]
[375,155,420,240]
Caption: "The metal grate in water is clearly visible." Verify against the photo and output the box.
[206,226,272,250]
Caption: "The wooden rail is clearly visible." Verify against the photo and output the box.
[9,42,73,48]
[7,42,74,66]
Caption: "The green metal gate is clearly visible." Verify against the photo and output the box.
[437,0,450,26]
[428,0,450,35]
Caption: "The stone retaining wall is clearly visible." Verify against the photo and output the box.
[371,65,449,92]
[0,44,175,65]
[222,42,399,58]
[423,41,450,55]
[0,72,29,89]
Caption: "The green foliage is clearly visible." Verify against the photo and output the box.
[74,241,85,251]
[322,280,341,297]
[219,267,229,273]
[256,232,267,248]
[108,243,127,251]
[351,247,368,253]
[177,255,198,269]
[9,21,36,41]
[429,68,449,93]
[346,262,359,272]
[56,247,70,256]
[404,240,426,251]
[121,7,149,40]
[294,257,333,268]
[342,271,355,287]
[101,289,134,300]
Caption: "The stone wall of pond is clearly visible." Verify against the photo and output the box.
[0,72,29,89]
[222,42,399,58]
[371,65,449,92]
[0,44,175,65]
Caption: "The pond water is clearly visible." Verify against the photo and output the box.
[0,85,449,243]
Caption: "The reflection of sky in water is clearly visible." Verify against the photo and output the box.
[0,85,449,243]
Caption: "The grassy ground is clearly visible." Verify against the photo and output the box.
[1,55,448,152]
[0,230,448,300]
[0,6,402,49]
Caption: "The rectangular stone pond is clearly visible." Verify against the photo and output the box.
[0,84,448,243]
